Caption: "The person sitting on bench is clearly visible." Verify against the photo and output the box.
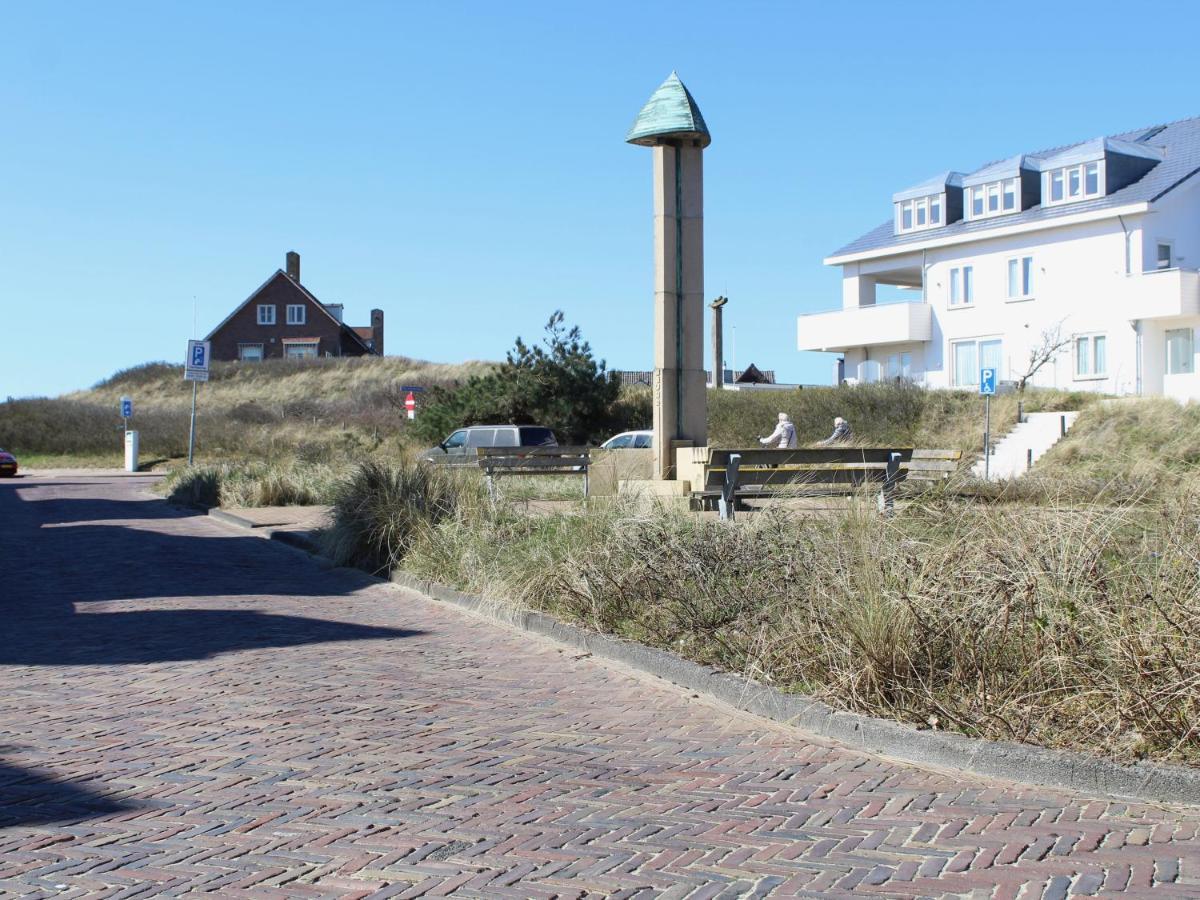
[817,416,852,445]
[758,413,797,449]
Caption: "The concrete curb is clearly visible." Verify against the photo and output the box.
[209,506,1200,806]
[207,508,324,555]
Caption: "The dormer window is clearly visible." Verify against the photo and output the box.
[1039,138,1161,207]
[892,172,963,235]
[965,177,1022,221]
[1045,161,1103,206]
[896,194,944,233]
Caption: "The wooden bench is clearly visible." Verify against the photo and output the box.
[476,446,591,499]
[903,448,963,483]
[692,447,962,520]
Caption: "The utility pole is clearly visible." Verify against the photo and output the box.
[710,295,728,388]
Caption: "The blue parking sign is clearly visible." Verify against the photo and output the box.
[191,343,207,367]
[120,397,133,418]
[980,367,997,395]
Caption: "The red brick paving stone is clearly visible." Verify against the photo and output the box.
[3,476,1200,897]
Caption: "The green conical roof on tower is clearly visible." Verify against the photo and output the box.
[626,71,711,148]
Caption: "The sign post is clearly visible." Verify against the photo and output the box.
[120,396,133,431]
[979,367,997,481]
[404,391,416,420]
[184,340,211,465]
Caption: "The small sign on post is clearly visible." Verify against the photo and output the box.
[404,391,416,420]
[980,367,997,480]
[120,396,133,420]
[185,340,211,383]
[184,339,212,465]
[979,367,997,396]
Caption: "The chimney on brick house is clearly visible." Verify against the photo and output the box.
[285,250,300,283]
[371,309,384,356]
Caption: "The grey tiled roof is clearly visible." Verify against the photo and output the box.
[830,116,1200,259]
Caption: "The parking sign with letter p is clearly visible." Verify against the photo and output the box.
[185,340,212,383]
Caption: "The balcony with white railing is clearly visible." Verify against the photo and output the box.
[797,301,933,353]
[1131,267,1200,320]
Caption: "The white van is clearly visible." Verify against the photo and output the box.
[420,425,557,464]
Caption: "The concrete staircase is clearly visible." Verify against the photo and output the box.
[971,411,1080,481]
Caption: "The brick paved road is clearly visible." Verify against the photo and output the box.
[2,474,1199,898]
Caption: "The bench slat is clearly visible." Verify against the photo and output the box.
[910,449,962,460]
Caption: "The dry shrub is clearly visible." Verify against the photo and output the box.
[319,459,486,576]
[403,490,1200,765]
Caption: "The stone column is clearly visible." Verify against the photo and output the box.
[651,143,707,479]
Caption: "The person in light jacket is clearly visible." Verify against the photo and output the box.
[817,416,852,445]
[759,413,798,449]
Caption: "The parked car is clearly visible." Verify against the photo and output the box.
[420,425,557,464]
[600,430,652,449]
[0,448,18,477]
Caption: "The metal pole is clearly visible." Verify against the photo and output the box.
[1027,447,1033,472]
[1060,414,1067,437]
[984,394,991,481]
[187,381,198,466]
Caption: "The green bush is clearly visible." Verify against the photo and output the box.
[414,312,621,446]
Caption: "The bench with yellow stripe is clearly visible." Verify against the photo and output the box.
[693,447,962,519]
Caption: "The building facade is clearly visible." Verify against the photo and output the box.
[206,252,384,362]
[799,119,1200,401]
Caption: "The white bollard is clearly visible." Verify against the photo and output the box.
[124,430,139,473]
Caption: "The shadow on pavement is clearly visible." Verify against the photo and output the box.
[0,760,137,827]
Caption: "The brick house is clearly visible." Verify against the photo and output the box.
[206,252,384,361]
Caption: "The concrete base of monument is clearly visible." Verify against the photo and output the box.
[619,478,692,497]
[617,479,694,513]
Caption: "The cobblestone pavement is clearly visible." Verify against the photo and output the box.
[2,474,1199,898]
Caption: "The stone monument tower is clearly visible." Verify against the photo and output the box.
[627,72,711,480]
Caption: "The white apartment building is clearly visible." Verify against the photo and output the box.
[799,118,1200,400]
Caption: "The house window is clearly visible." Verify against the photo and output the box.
[1167,328,1195,375]
[949,266,974,306]
[286,304,306,325]
[284,341,319,359]
[1007,256,1033,299]
[257,304,276,325]
[971,187,984,217]
[896,194,943,234]
[1045,162,1103,206]
[1157,242,1173,270]
[1003,180,1016,211]
[952,338,1002,387]
[237,343,264,362]
[1074,334,1106,378]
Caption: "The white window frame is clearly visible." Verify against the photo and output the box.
[237,343,264,362]
[286,304,306,325]
[965,177,1021,221]
[1006,256,1034,301]
[949,265,974,307]
[257,304,276,325]
[1044,161,1105,207]
[1073,333,1107,380]
[1156,241,1174,270]
[1166,328,1195,375]
[896,193,945,234]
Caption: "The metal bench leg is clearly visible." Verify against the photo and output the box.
[719,454,741,522]
[878,452,900,515]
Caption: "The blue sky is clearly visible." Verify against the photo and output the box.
[4,1,1200,399]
